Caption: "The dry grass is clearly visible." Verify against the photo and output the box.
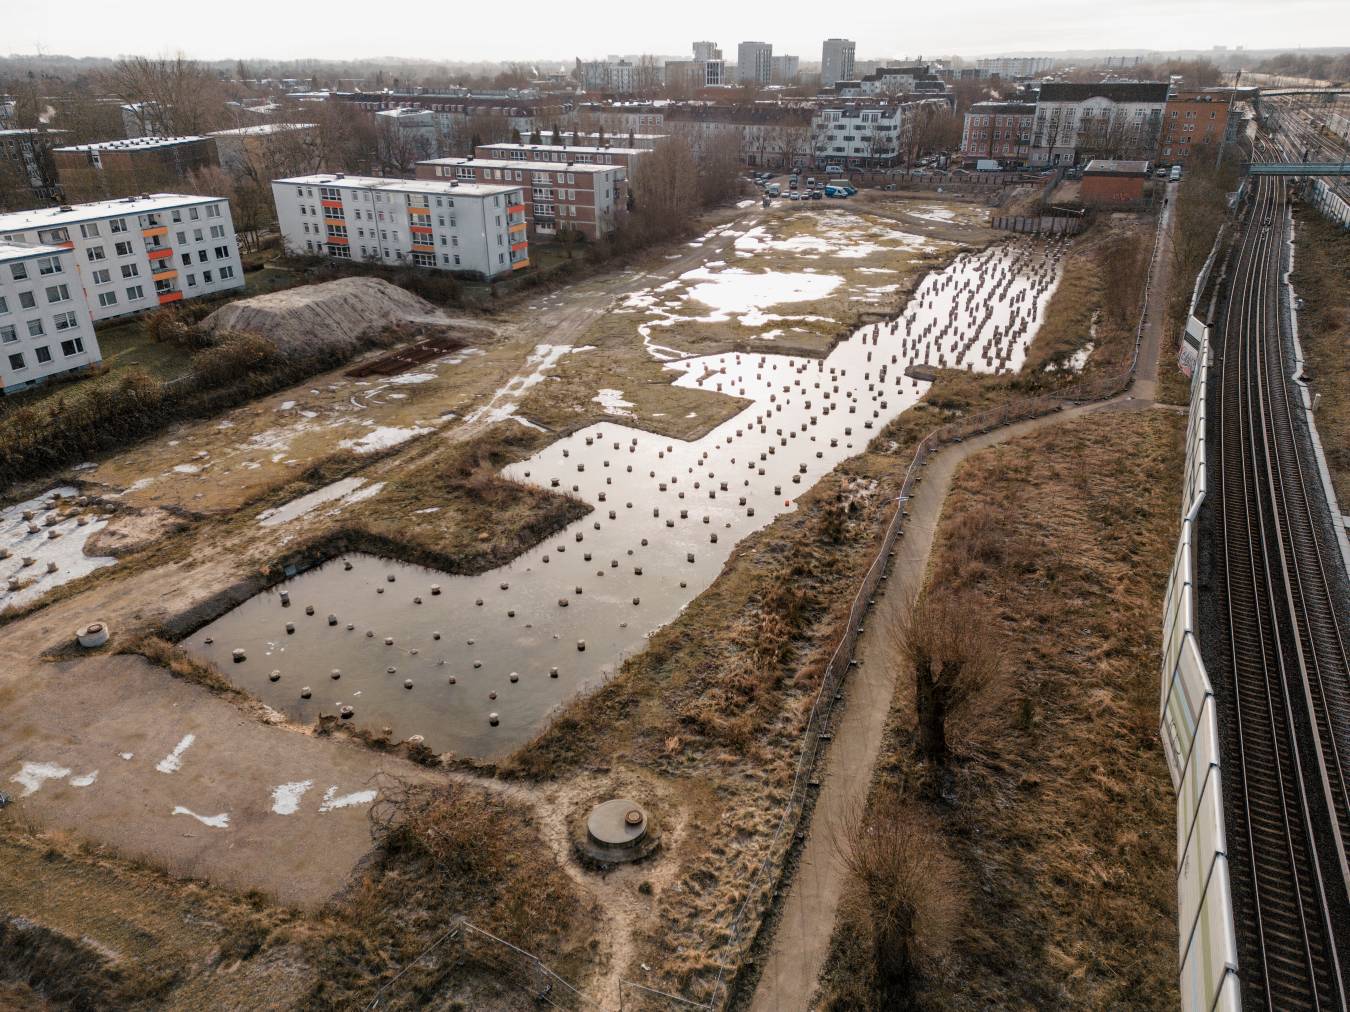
[820,408,1183,1009]
[1290,210,1350,505]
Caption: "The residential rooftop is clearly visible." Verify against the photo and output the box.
[209,123,317,137]
[52,135,209,153]
[1083,159,1152,174]
[0,240,67,263]
[477,142,647,156]
[419,157,625,174]
[0,193,223,233]
[275,173,523,198]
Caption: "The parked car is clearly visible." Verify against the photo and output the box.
[809,190,823,200]
[806,176,816,185]
[1154,166,1169,178]
[1170,165,1183,182]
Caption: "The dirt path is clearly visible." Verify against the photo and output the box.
[746,193,1176,1012]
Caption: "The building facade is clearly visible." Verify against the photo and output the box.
[272,173,527,278]
[0,129,62,207]
[416,157,625,241]
[475,142,647,175]
[960,101,1036,164]
[52,136,220,202]
[771,56,800,85]
[737,42,773,84]
[1029,82,1169,166]
[821,39,856,89]
[0,194,243,322]
[1159,90,1238,165]
[0,241,101,394]
[974,57,1054,80]
[208,123,321,176]
[1080,159,1150,204]
[662,105,813,169]
[810,100,947,169]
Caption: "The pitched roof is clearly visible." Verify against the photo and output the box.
[1037,82,1169,104]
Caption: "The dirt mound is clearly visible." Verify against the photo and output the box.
[196,277,447,356]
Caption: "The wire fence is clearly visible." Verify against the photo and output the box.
[373,206,1168,1011]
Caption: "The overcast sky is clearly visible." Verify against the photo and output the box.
[7,0,1348,63]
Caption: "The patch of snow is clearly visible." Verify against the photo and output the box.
[10,761,71,797]
[318,786,378,812]
[0,487,118,613]
[155,734,195,774]
[258,477,368,527]
[270,780,313,815]
[338,425,433,454]
[593,389,636,417]
[172,806,230,829]
[70,771,99,788]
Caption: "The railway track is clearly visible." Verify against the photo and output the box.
[1215,149,1350,1009]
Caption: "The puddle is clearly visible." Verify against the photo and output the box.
[0,487,117,613]
[184,238,1067,758]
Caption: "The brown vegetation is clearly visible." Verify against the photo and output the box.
[1290,211,1350,505]
[821,408,1182,1010]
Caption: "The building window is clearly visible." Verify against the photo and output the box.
[219,266,235,280]
[10,262,27,281]
[115,241,133,256]
[54,311,78,330]
[60,337,85,356]
[87,246,106,262]
[35,345,51,364]
[80,222,101,239]
[27,319,44,337]
[126,285,144,300]
[0,296,6,314]
[8,352,25,371]
[122,264,139,278]
[37,256,62,275]
[98,291,118,308]
[0,325,15,343]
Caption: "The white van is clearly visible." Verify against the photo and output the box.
[1169,165,1182,182]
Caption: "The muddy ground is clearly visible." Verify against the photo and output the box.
[0,193,1147,1008]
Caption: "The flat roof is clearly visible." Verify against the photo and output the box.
[478,142,646,156]
[274,173,522,198]
[1083,159,1151,175]
[420,157,623,174]
[0,240,68,263]
[210,123,317,137]
[0,193,224,233]
[53,135,208,153]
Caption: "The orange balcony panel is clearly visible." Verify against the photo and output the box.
[326,237,348,246]
[510,240,528,252]
[152,268,178,283]
[511,258,529,270]
[323,217,346,227]
[507,203,526,214]
[509,221,528,233]
[321,199,343,209]
[407,206,431,217]
[146,247,174,260]
[57,241,75,249]
[411,244,435,253]
[142,225,168,239]
[157,291,183,305]
[409,224,433,235]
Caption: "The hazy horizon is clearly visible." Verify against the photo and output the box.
[7,0,1349,65]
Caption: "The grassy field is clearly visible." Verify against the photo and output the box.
[1291,211,1350,506]
[819,408,1183,1010]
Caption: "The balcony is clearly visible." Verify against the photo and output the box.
[510,239,528,252]
[511,258,529,271]
[146,247,174,260]
[320,198,343,209]
[407,205,431,216]
[507,203,526,215]
[157,291,183,305]
[142,225,168,239]
[152,267,178,283]
[409,224,433,236]
[509,220,528,233]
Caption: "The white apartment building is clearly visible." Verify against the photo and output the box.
[821,39,856,89]
[1029,82,1169,166]
[737,42,773,84]
[0,194,244,323]
[475,142,647,175]
[272,173,528,279]
[0,241,100,394]
[809,101,948,168]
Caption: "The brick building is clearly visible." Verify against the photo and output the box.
[475,142,647,175]
[1080,159,1150,204]
[960,102,1036,164]
[1159,90,1239,165]
[52,136,220,202]
[416,157,626,241]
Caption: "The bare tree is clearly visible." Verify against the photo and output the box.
[103,56,228,135]
[698,131,744,204]
[889,589,1004,766]
[628,136,700,238]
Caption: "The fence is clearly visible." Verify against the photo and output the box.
[991,214,1086,236]
[1157,326,1241,1012]
[373,205,1169,1012]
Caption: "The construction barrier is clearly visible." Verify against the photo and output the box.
[1158,326,1241,1012]
[990,214,1086,236]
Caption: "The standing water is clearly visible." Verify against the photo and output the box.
[183,238,1066,758]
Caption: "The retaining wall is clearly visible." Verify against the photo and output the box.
[990,214,1085,235]
[1158,326,1241,1012]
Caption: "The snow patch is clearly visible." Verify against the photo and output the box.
[10,761,70,797]
[155,734,195,774]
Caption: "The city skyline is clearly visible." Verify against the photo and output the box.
[5,0,1348,63]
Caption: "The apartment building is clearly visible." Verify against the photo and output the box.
[821,39,857,90]
[0,194,243,322]
[476,142,648,175]
[662,105,812,170]
[771,56,800,85]
[415,158,625,241]
[0,129,62,207]
[974,57,1054,80]
[208,122,320,175]
[810,100,947,169]
[737,42,774,84]
[327,92,574,154]
[0,241,101,394]
[1029,82,1169,166]
[1159,90,1239,165]
[960,101,1036,164]
[664,59,725,94]
[52,136,220,202]
[854,65,948,97]
[272,173,527,278]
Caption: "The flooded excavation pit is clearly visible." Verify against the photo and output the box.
[183,238,1066,759]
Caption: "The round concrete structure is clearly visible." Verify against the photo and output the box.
[587,799,648,851]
